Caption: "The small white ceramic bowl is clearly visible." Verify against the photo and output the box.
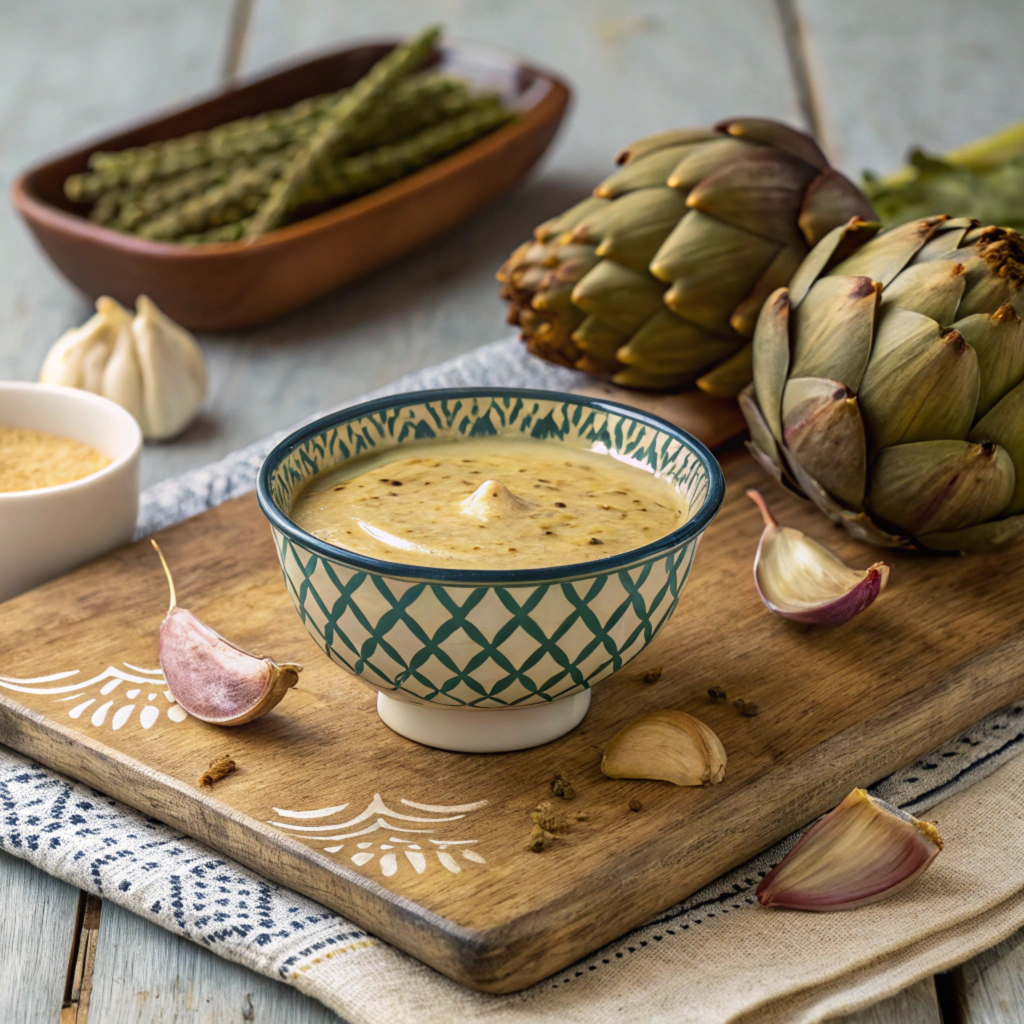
[0,382,141,603]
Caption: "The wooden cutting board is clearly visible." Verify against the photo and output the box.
[1,410,1022,994]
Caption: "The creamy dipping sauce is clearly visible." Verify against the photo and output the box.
[288,437,687,569]
[0,425,111,493]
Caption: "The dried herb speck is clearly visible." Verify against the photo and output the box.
[529,824,556,852]
[198,754,236,788]
[551,771,575,800]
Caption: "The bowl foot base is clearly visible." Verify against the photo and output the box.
[376,689,592,753]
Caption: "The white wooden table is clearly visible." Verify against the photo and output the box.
[2,0,1023,1020]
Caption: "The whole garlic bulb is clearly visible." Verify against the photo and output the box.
[39,295,207,440]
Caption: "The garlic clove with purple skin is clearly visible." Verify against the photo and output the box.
[152,541,300,726]
[747,489,889,625]
[756,788,942,911]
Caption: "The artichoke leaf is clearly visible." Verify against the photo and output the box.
[617,310,742,373]
[919,514,1024,553]
[587,188,692,274]
[909,217,976,262]
[595,146,697,198]
[782,377,867,510]
[611,366,698,391]
[790,275,878,391]
[665,138,758,193]
[869,440,1015,535]
[830,216,945,286]
[788,218,881,307]
[953,304,1024,417]
[956,227,1024,318]
[571,315,628,361]
[879,258,967,327]
[534,196,607,243]
[717,117,829,171]
[653,211,780,334]
[970,377,1024,514]
[798,168,879,248]
[752,287,791,444]
[739,382,781,467]
[685,150,817,245]
[860,318,979,448]
[616,128,720,165]
[730,243,807,337]
[696,342,753,399]
[571,260,667,334]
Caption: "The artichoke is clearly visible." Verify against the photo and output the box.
[498,118,874,397]
[741,215,1024,553]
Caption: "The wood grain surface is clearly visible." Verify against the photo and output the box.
[1,448,1022,993]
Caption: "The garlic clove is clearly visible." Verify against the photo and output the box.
[748,489,889,625]
[39,296,131,391]
[756,788,942,911]
[152,541,300,726]
[132,295,208,440]
[601,710,726,786]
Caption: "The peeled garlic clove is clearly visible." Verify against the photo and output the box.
[152,541,300,726]
[756,788,942,911]
[601,710,726,786]
[748,489,889,625]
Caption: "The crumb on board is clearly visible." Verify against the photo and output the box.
[629,797,643,812]
[197,754,237,788]
[733,698,761,717]
[551,771,575,800]
[639,667,662,684]
[708,686,727,702]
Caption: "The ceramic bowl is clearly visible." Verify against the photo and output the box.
[11,40,569,331]
[257,389,724,752]
[0,382,141,604]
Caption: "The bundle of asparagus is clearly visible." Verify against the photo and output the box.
[63,26,514,244]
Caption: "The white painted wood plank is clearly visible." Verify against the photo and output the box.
[0,851,80,1024]
[87,899,342,1024]
[830,977,941,1024]
[796,0,1024,175]
[952,927,1024,1024]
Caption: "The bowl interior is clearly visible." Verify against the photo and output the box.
[262,390,722,580]
[0,383,142,482]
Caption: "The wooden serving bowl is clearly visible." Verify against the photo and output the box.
[10,41,570,331]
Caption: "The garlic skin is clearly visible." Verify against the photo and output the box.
[40,295,207,440]
[748,489,889,625]
[152,542,300,726]
[757,788,942,911]
[601,710,726,786]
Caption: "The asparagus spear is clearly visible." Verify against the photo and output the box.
[136,85,494,241]
[291,100,513,210]
[66,73,462,203]
[245,25,441,237]
[177,102,513,245]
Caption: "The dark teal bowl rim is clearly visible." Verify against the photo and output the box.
[256,387,725,584]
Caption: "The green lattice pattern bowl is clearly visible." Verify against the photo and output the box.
[257,389,724,711]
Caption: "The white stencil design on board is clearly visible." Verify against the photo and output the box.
[0,664,186,731]
[267,795,489,877]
